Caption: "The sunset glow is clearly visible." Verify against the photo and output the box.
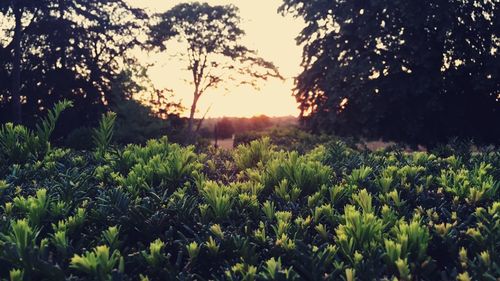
[129,0,304,118]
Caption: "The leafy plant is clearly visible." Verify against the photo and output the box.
[439,162,497,204]
[0,100,72,167]
[391,217,429,263]
[51,229,69,258]
[1,219,39,258]
[70,245,123,280]
[335,205,383,256]
[205,236,220,256]
[142,239,166,268]
[233,137,274,170]
[102,226,120,250]
[260,257,298,280]
[262,151,332,196]
[200,181,233,220]
[9,269,24,281]
[117,139,202,196]
[186,242,200,262]
[12,188,50,226]
[93,112,117,157]
[36,100,74,145]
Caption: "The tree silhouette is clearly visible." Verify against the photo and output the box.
[215,117,235,139]
[148,2,282,138]
[281,0,499,145]
[0,0,147,129]
[0,0,49,123]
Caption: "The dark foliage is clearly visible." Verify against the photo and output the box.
[234,126,341,153]
[215,118,235,139]
[281,0,499,146]
[0,0,147,129]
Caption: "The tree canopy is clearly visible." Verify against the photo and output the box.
[148,2,282,135]
[281,0,499,145]
[0,0,147,128]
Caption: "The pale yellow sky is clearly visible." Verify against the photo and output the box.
[128,0,304,118]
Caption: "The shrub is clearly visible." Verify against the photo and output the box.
[234,126,334,153]
[0,100,72,168]
[70,245,123,280]
[0,109,498,280]
[233,137,274,170]
[261,151,332,196]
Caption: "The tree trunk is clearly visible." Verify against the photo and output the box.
[196,104,211,132]
[59,0,66,69]
[187,90,200,139]
[187,102,196,133]
[12,2,22,124]
[214,124,218,147]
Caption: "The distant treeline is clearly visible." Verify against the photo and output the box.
[199,115,298,139]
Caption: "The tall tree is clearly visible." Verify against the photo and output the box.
[281,0,499,145]
[0,0,147,128]
[0,0,47,123]
[10,0,22,124]
[149,2,282,137]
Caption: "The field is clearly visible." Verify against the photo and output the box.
[0,107,499,281]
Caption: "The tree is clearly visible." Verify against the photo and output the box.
[248,115,272,131]
[215,117,235,139]
[106,67,185,144]
[280,0,499,145]
[148,2,282,138]
[0,0,147,129]
[0,0,49,123]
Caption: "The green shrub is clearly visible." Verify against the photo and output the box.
[0,109,498,280]
[234,126,334,153]
[0,100,72,168]
[70,245,123,280]
[93,112,117,158]
[261,151,332,196]
[439,162,498,204]
[111,138,202,197]
[199,181,233,220]
[233,137,274,170]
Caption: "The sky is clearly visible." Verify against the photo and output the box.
[128,0,305,118]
